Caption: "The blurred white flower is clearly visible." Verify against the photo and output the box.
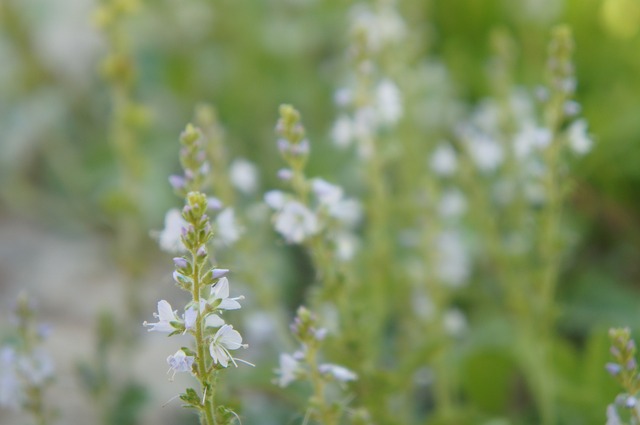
[18,349,55,386]
[438,188,467,218]
[514,124,552,159]
[606,404,622,425]
[265,195,320,243]
[215,208,243,246]
[436,231,470,287]
[209,325,247,368]
[430,143,458,177]
[155,209,187,254]
[311,178,344,207]
[229,158,259,194]
[334,232,359,261]
[332,115,354,148]
[375,79,403,125]
[443,309,467,336]
[0,347,20,410]
[567,119,593,155]
[350,3,406,52]
[275,353,300,387]
[464,133,504,173]
[318,363,358,382]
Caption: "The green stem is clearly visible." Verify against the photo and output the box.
[191,249,217,425]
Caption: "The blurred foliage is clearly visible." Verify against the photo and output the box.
[1,0,640,424]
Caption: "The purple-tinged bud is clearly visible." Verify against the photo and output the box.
[197,246,207,257]
[207,197,223,210]
[611,346,621,357]
[173,257,189,269]
[185,169,195,180]
[626,396,637,409]
[627,358,637,371]
[290,139,310,156]
[277,138,291,154]
[563,100,581,117]
[196,151,207,163]
[314,328,328,341]
[211,268,230,279]
[183,205,192,215]
[173,271,191,286]
[627,340,636,352]
[606,362,622,376]
[277,168,294,181]
[169,175,185,190]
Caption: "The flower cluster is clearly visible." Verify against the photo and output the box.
[276,307,361,424]
[0,293,55,424]
[156,124,243,254]
[331,2,405,158]
[606,328,640,425]
[265,105,361,261]
[145,124,249,424]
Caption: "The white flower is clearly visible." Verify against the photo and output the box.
[513,124,552,159]
[443,309,467,336]
[183,302,225,331]
[435,231,470,287]
[311,178,344,207]
[17,349,55,386]
[349,4,406,52]
[275,353,300,387]
[166,349,194,379]
[209,325,247,368]
[334,232,359,261]
[606,404,622,425]
[318,363,357,382]
[0,347,20,410]
[208,277,244,311]
[229,158,259,194]
[438,188,467,218]
[375,79,403,125]
[430,143,458,177]
[215,208,243,246]
[143,300,180,333]
[465,133,504,173]
[155,209,187,254]
[332,115,354,148]
[567,119,592,155]
[264,190,287,209]
[265,198,320,243]
[328,198,362,227]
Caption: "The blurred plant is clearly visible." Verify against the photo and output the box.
[94,0,150,316]
[0,293,55,425]
[265,104,361,292]
[275,306,368,425]
[606,327,640,425]
[145,123,251,425]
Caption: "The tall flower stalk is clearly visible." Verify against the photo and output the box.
[145,124,249,425]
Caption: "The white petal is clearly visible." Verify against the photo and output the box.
[217,325,244,350]
[205,314,225,328]
[209,343,229,368]
[212,277,230,300]
[218,298,242,310]
[157,300,177,322]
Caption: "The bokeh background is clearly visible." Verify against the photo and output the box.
[1,0,640,424]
